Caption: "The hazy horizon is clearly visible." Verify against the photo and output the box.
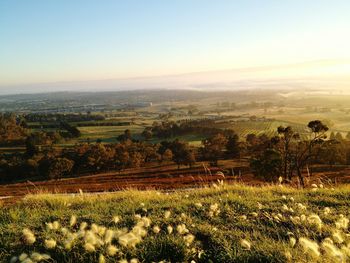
[0,58,349,95]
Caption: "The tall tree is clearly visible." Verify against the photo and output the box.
[225,133,240,158]
[201,133,228,166]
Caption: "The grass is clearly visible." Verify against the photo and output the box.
[1,184,350,262]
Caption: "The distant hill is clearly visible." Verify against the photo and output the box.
[1,59,349,95]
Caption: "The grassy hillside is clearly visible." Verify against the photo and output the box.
[1,184,350,262]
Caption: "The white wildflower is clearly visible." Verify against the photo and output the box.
[80,221,88,231]
[104,229,114,244]
[167,225,173,234]
[164,210,171,219]
[52,221,60,230]
[44,239,57,249]
[335,215,349,230]
[299,237,320,258]
[177,224,189,235]
[333,230,344,244]
[297,203,307,211]
[284,250,292,261]
[324,207,331,215]
[98,254,106,263]
[46,222,53,230]
[84,242,96,253]
[19,253,28,261]
[240,215,247,220]
[134,214,142,220]
[184,234,195,246]
[70,215,77,227]
[22,228,36,245]
[107,245,118,256]
[322,240,344,261]
[240,239,251,250]
[307,214,322,230]
[153,225,161,234]
[113,216,121,224]
[290,237,296,247]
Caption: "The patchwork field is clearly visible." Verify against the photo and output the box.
[77,125,145,143]
[1,184,350,262]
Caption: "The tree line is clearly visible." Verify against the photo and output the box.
[1,113,350,187]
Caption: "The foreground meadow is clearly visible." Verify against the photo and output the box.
[0,184,350,262]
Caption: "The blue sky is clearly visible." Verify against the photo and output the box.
[1,0,350,87]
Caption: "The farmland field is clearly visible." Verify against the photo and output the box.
[1,184,350,262]
[77,125,145,143]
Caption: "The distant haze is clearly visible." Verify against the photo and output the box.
[0,59,349,95]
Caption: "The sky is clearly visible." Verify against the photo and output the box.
[0,0,350,92]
